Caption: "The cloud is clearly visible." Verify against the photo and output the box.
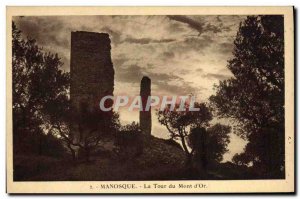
[116,64,198,95]
[13,16,71,70]
[168,21,186,32]
[204,23,222,33]
[202,73,231,81]
[184,35,213,48]
[144,71,198,95]
[154,79,197,95]
[167,15,206,36]
[116,64,180,84]
[167,15,223,36]
[219,42,234,55]
[162,51,175,59]
[167,35,214,55]
[116,64,144,84]
[216,16,222,22]
[179,69,190,75]
[113,57,128,68]
[195,68,204,73]
[14,17,69,48]
[101,26,122,45]
[122,37,175,45]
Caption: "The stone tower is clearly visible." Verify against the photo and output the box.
[70,31,114,143]
[139,76,152,135]
[70,31,114,112]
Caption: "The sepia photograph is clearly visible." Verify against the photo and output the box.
[6,6,294,193]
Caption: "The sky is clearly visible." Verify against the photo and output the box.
[13,15,248,161]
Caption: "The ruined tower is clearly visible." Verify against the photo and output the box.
[70,31,114,143]
[70,31,114,112]
[139,76,152,135]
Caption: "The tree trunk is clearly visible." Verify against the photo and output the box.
[66,143,76,161]
[179,135,193,169]
[180,135,189,155]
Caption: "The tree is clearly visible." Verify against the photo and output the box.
[12,22,70,156]
[157,102,212,163]
[12,22,121,161]
[188,124,231,170]
[49,102,121,162]
[232,152,251,166]
[114,122,144,159]
[210,16,284,177]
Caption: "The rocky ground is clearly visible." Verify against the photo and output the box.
[14,135,256,181]
[14,136,188,181]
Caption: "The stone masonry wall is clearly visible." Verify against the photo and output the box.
[70,31,114,143]
[70,31,114,112]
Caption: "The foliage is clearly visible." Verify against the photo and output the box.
[188,124,231,169]
[114,122,144,159]
[120,121,141,133]
[50,103,121,161]
[210,15,284,177]
[12,21,70,157]
[206,124,231,162]
[157,102,212,160]
[12,22,122,162]
[232,152,251,166]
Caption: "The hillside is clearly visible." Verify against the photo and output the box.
[14,133,259,181]
[14,135,187,181]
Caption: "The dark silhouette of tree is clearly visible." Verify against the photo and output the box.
[157,102,212,163]
[49,101,120,162]
[12,21,70,156]
[13,22,121,162]
[210,15,284,178]
[114,122,144,159]
[72,104,120,162]
[232,152,251,166]
[188,124,230,171]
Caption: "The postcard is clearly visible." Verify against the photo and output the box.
[6,6,294,193]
